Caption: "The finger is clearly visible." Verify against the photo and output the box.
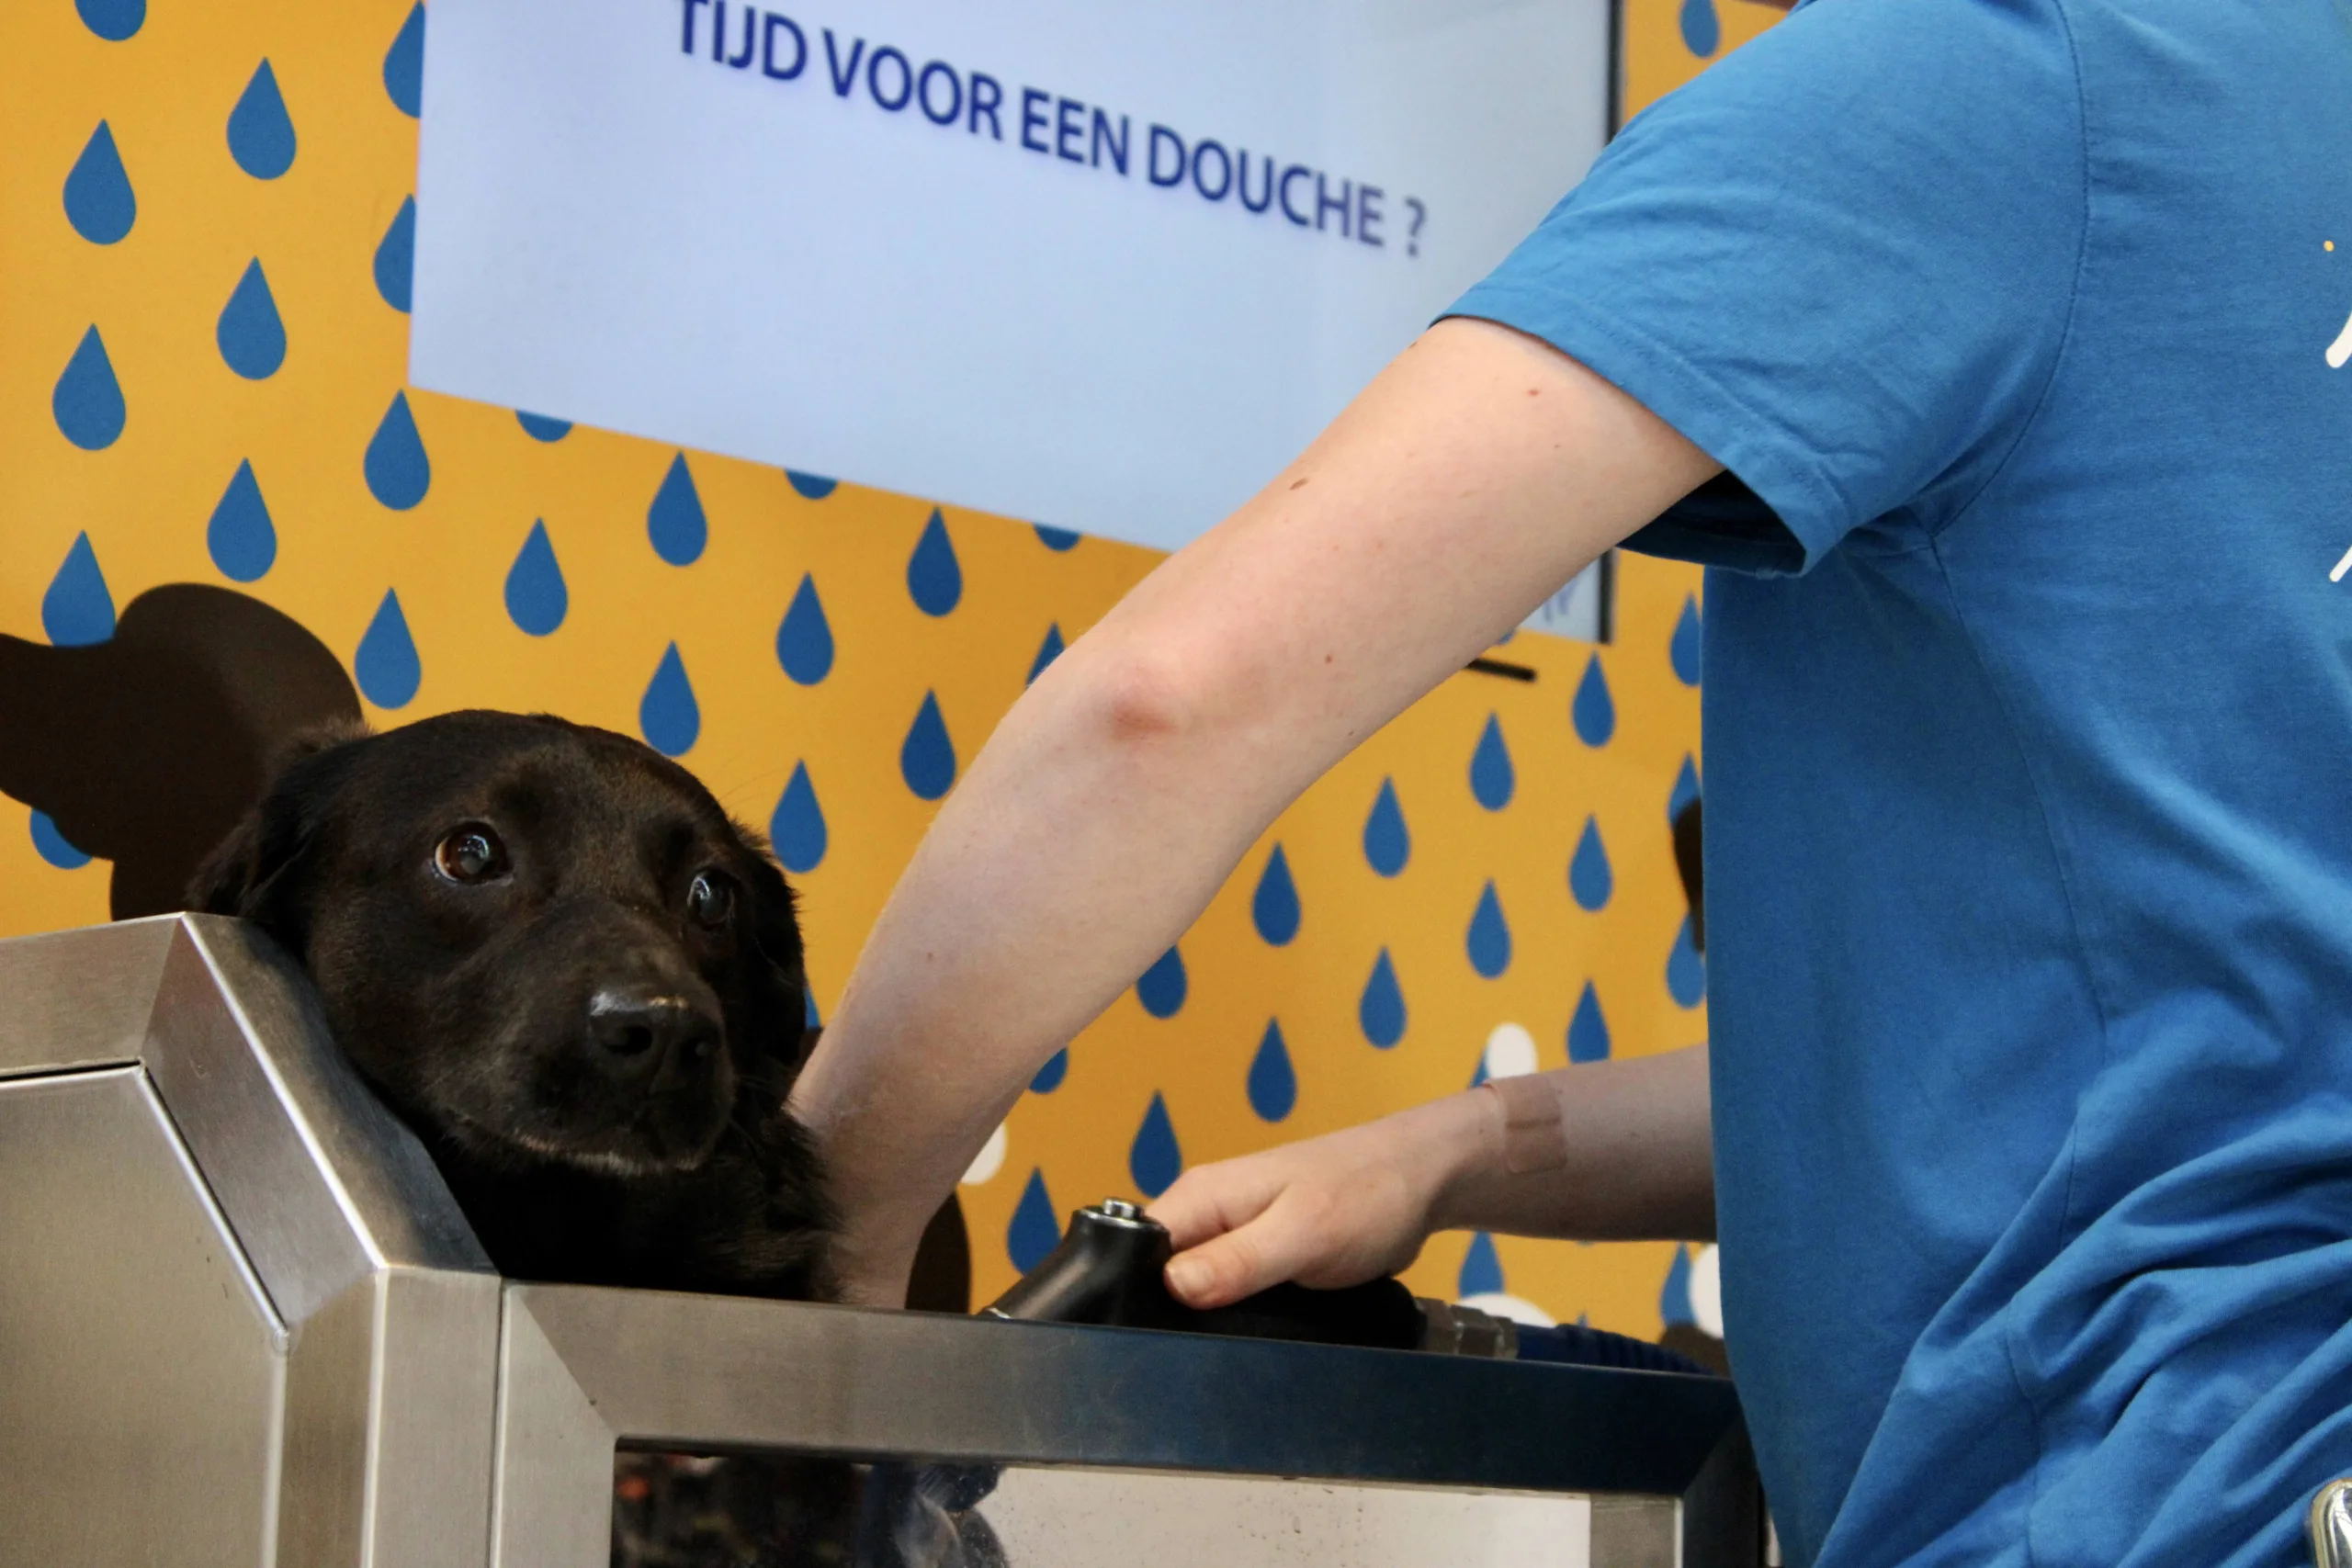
[1163,1196,1324,1309]
[1148,1159,1282,1251]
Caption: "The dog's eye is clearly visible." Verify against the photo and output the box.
[686,871,733,928]
[434,825,511,885]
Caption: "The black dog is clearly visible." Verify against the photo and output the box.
[189,708,833,1299]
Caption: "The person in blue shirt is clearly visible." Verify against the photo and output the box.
[794,0,2352,1561]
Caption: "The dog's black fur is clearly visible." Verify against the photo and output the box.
[189,708,833,1300]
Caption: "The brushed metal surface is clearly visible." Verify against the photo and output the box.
[0,1068,285,1568]
[0,914,175,1077]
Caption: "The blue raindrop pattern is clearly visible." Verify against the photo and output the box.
[1251,845,1300,946]
[1358,949,1406,1048]
[515,410,571,442]
[907,509,962,615]
[217,260,287,379]
[29,811,94,870]
[1247,1021,1296,1122]
[375,197,415,312]
[503,520,567,636]
[1034,524,1080,551]
[207,461,277,582]
[1136,947,1187,1019]
[770,762,827,874]
[1660,1246,1697,1324]
[1363,778,1409,876]
[1567,982,1611,1064]
[365,391,431,509]
[1569,817,1612,911]
[1671,595,1703,687]
[1459,1233,1505,1298]
[1027,624,1065,686]
[1129,1092,1182,1198]
[775,574,833,684]
[43,534,115,647]
[75,0,144,41]
[52,327,125,451]
[1008,1169,1061,1272]
[355,590,422,708]
[64,123,135,244]
[1466,881,1511,979]
[786,470,837,500]
[639,643,700,756]
[1668,756,1702,822]
[383,4,425,117]
[647,454,707,565]
[1573,654,1616,747]
[804,991,821,1032]
[1667,917,1707,1008]
[900,692,956,800]
[1030,1049,1069,1094]
[227,62,297,180]
[1470,715,1515,810]
[1679,0,1722,57]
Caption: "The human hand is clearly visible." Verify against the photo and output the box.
[1148,1094,1487,1309]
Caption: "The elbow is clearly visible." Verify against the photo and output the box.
[1077,641,1215,750]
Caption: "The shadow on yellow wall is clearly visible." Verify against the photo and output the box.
[0,0,1775,1330]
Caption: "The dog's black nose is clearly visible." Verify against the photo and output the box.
[586,988,720,1081]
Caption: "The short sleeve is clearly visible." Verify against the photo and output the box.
[1449,0,2085,574]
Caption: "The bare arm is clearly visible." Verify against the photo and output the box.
[790,317,1721,1305]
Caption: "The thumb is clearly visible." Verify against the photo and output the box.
[1163,1205,1313,1310]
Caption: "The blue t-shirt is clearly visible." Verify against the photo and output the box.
[1454,1,2352,1563]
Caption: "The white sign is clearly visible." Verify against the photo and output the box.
[411,0,1612,551]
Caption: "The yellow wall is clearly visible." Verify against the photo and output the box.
[0,0,1775,1327]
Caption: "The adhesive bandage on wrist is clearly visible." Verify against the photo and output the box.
[1481,1073,1569,1176]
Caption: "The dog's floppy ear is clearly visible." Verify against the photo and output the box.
[186,723,370,947]
[731,832,813,1063]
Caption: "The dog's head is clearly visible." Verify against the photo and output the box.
[190,709,808,1179]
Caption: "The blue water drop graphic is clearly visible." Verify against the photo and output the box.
[1468,1054,1489,1090]
[1027,624,1065,686]
[1668,755,1702,822]
[1679,0,1721,58]
[1470,713,1515,811]
[1459,1233,1505,1298]
[515,410,571,442]
[1129,1092,1182,1198]
[1034,523,1080,552]
[63,122,135,244]
[639,643,700,756]
[1661,1245,1697,1324]
[52,326,125,451]
[1573,654,1616,747]
[804,990,821,1031]
[75,0,143,40]
[1362,778,1409,876]
[775,574,833,685]
[647,453,706,566]
[227,61,296,180]
[1358,949,1406,1049]
[1567,981,1611,1064]
[1008,1168,1061,1270]
[375,197,415,312]
[1248,1020,1297,1122]
[42,534,114,647]
[1136,946,1187,1019]
[503,519,567,636]
[1251,845,1301,946]
[770,761,827,874]
[1667,916,1707,1008]
[29,810,94,870]
[383,3,424,117]
[1671,594,1703,687]
[217,259,286,379]
[907,509,962,615]
[1030,1048,1069,1094]
[365,391,431,509]
[1466,881,1511,979]
[207,460,277,582]
[786,469,837,500]
[900,692,956,800]
[1569,816,1612,911]
[355,590,422,708]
